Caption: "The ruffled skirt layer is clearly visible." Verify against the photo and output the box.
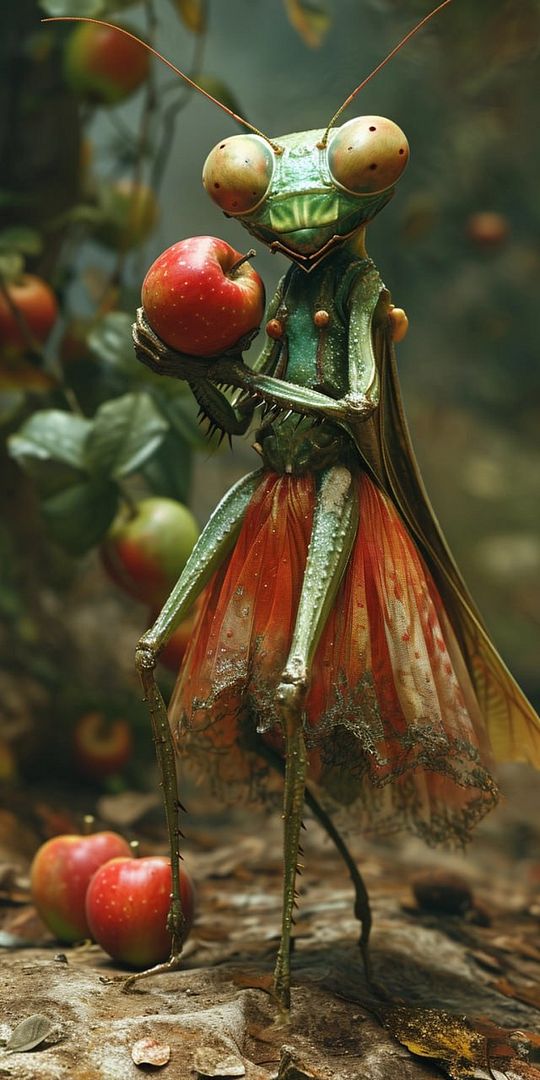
[169,471,498,843]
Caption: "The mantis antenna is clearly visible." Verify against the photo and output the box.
[41,16,283,154]
[319,0,454,147]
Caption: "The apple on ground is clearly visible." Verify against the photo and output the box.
[30,831,132,943]
[141,235,265,357]
[72,711,133,781]
[85,855,195,968]
[0,274,58,359]
[101,496,199,609]
[63,22,150,106]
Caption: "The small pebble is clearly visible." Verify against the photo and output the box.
[411,870,473,915]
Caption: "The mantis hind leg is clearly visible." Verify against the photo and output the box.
[273,465,360,1012]
[258,742,372,984]
[303,786,372,978]
[125,468,263,991]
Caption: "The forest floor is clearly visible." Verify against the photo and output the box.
[0,767,538,1080]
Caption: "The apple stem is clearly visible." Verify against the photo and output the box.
[228,249,257,278]
[82,814,95,836]
[118,483,139,522]
[129,840,140,859]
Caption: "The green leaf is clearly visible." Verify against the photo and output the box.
[8,411,90,496]
[43,478,119,554]
[88,311,134,372]
[40,0,139,12]
[0,227,43,257]
[170,0,206,33]
[0,189,33,210]
[85,392,168,479]
[159,394,207,448]
[0,252,24,281]
[9,411,90,470]
[283,0,331,47]
[195,76,244,118]
[104,0,141,10]
[39,0,103,15]
[141,429,193,503]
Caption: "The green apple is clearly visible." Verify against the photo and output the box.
[101,497,199,608]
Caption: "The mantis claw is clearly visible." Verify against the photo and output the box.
[132,309,217,381]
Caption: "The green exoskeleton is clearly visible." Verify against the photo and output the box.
[47,4,540,1012]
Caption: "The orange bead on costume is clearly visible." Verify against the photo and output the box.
[169,469,498,843]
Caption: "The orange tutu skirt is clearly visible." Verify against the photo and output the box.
[169,471,498,843]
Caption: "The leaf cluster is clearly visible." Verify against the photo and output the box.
[8,314,202,555]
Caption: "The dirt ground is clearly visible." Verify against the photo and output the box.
[0,765,539,1080]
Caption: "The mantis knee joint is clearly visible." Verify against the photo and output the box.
[135,639,158,673]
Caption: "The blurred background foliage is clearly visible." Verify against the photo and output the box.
[0,0,538,795]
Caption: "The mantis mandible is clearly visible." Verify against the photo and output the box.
[47,2,540,1013]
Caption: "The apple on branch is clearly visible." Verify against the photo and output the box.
[101,496,199,609]
[0,274,58,359]
[72,711,133,782]
[63,22,150,106]
[141,236,265,358]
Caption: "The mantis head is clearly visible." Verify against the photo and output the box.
[202,116,409,270]
[44,2,451,272]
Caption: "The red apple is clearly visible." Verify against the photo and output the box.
[30,831,132,943]
[466,211,510,249]
[141,236,265,357]
[72,711,133,781]
[85,855,195,968]
[101,496,199,608]
[0,274,58,359]
[63,23,150,106]
[96,178,159,252]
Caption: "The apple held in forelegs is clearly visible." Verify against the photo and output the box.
[141,236,265,358]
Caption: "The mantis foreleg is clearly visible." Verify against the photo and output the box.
[274,465,359,1011]
[125,469,262,990]
[133,309,376,425]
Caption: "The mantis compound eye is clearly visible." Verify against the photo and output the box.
[327,115,409,195]
[202,134,275,214]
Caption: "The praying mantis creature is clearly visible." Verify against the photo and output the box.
[47,3,540,1012]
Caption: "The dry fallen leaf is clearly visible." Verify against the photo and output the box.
[277,1045,321,1079]
[283,0,331,48]
[381,1005,488,1078]
[97,790,160,828]
[380,1005,540,1080]
[492,976,540,1011]
[5,1014,56,1054]
[231,971,274,996]
[171,0,206,34]
[131,1037,171,1068]
[193,1046,246,1077]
